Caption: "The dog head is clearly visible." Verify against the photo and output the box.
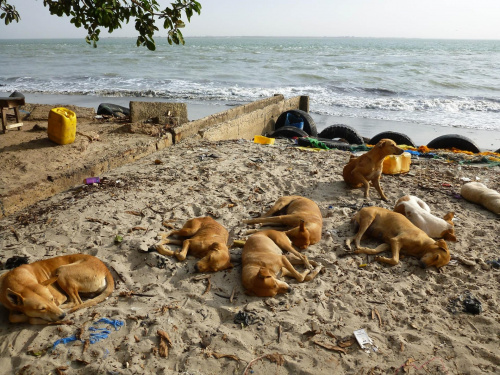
[420,239,451,268]
[376,139,404,156]
[245,267,292,297]
[5,278,66,322]
[286,220,310,250]
[195,242,233,273]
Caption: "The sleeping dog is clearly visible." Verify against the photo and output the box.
[393,195,456,241]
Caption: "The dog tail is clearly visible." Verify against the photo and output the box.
[69,270,115,313]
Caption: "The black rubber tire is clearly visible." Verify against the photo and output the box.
[274,109,318,137]
[427,134,480,153]
[369,131,416,147]
[270,126,309,139]
[318,124,364,145]
[494,148,500,154]
[97,103,130,117]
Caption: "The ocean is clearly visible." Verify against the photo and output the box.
[1,37,499,150]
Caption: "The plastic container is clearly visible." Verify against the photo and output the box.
[284,112,304,130]
[383,152,411,174]
[254,135,275,145]
[48,107,77,145]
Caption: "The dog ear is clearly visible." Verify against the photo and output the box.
[299,220,306,232]
[6,288,24,306]
[435,239,448,249]
[377,140,386,148]
[258,267,272,279]
[442,229,457,242]
[41,277,59,286]
[443,212,454,223]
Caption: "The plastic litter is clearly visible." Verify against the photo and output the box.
[84,177,100,184]
[234,311,258,326]
[254,135,275,145]
[5,256,29,269]
[486,258,500,269]
[52,318,124,349]
[448,291,482,315]
[354,329,378,353]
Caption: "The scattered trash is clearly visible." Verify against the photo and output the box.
[254,135,275,145]
[460,177,472,182]
[84,177,100,184]
[52,318,124,349]
[114,235,123,244]
[486,258,500,268]
[448,290,482,315]
[199,153,220,161]
[156,255,168,269]
[234,311,258,327]
[353,329,378,354]
[463,294,482,315]
[5,256,29,269]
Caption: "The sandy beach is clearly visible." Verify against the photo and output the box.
[1,119,499,374]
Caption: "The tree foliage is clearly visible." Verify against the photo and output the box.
[0,0,202,51]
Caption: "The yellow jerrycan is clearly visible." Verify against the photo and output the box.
[48,107,77,145]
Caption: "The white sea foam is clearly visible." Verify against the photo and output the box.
[1,37,499,132]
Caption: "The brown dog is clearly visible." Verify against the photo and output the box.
[243,196,322,250]
[345,206,451,268]
[343,139,404,201]
[154,216,232,272]
[242,230,322,297]
[0,254,114,325]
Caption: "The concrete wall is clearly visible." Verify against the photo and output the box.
[172,95,308,143]
[130,101,188,125]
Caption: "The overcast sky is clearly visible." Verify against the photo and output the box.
[1,0,500,40]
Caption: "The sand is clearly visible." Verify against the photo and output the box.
[0,128,499,374]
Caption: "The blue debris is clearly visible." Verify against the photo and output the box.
[52,318,124,350]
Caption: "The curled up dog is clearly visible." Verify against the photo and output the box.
[0,254,114,325]
[154,216,232,272]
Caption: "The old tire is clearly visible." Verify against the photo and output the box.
[270,126,309,139]
[318,124,364,145]
[427,134,480,153]
[275,110,318,137]
[494,148,500,154]
[97,103,130,117]
[369,131,416,147]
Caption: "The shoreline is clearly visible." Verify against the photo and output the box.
[3,92,499,151]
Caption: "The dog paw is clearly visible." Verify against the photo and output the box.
[56,320,74,326]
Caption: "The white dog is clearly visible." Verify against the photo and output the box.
[393,195,456,241]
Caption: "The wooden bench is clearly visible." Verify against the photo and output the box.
[1,96,25,133]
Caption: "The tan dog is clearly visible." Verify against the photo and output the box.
[394,195,456,241]
[242,230,322,297]
[0,254,114,325]
[345,206,451,268]
[155,216,232,272]
[243,196,322,250]
[343,139,404,201]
